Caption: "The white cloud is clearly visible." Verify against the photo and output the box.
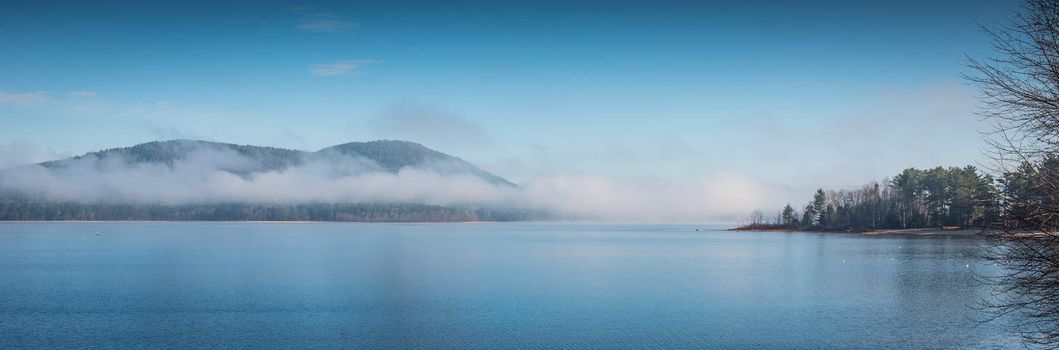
[69,90,96,97]
[0,91,47,106]
[308,59,381,76]
[293,7,358,34]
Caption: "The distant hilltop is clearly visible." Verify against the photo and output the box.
[36,139,515,187]
[0,139,540,222]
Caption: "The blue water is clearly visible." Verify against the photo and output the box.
[0,223,1017,349]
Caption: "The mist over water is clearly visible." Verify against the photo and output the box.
[0,144,764,222]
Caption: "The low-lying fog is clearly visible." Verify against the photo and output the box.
[0,145,765,222]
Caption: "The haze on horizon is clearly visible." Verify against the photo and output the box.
[0,0,1021,221]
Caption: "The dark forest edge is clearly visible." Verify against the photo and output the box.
[0,202,552,222]
[733,164,1008,233]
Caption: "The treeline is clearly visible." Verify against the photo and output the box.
[740,165,1000,231]
[0,202,549,222]
[999,156,1059,231]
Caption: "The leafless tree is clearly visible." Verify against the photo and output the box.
[749,210,765,225]
[967,0,1059,347]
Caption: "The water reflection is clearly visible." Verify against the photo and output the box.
[0,223,1018,349]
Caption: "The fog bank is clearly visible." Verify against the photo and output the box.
[0,146,766,222]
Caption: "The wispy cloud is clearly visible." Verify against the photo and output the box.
[69,90,96,97]
[293,6,358,34]
[308,59,381,77]
[0,91,48,106]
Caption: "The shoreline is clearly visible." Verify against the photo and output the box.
[862,228,981,236]
[730,227,984,236]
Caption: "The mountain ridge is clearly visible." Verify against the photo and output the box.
[35,139,515,186]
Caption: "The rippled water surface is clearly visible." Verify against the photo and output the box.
[0,222,1018,349]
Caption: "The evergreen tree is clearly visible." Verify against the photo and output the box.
[812,189,827,226]
[781,204,796,225]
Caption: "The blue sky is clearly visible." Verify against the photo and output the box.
[0,0,1022,214]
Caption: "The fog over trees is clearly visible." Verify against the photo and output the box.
[0,138,767,222]
[0,139,537,221]
[0,202,547,222]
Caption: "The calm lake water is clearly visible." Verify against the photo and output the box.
[0,222,1018,349]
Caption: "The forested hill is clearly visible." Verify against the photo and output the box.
[39,140,305,177]
[33,139,514,186]
[320,140,515,186]
[0,139,530,222]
